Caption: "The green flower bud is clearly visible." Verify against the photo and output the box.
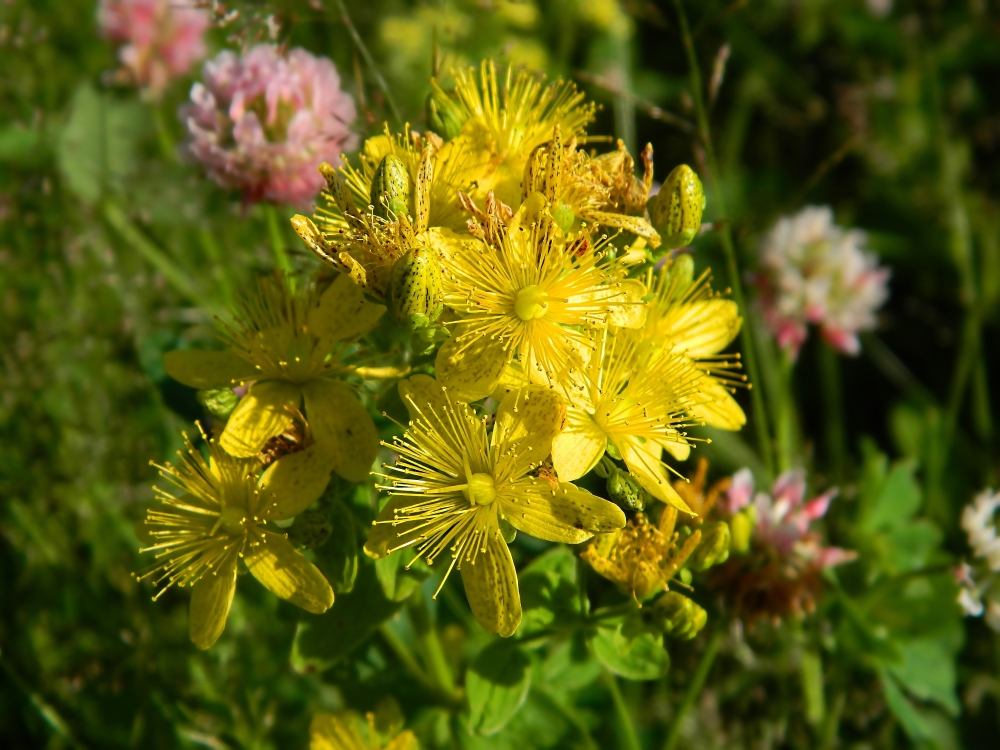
[370,154,412,221]
[426,87,467,140]
[196,387,240,422]
[552,202,575,233]
[729,506,756,555]
[662,253,695,297]
[390,246,444,330]
[687,520,731,572]
[287,512,333,550]
[606,442,624,461]
[647,165,705,251]
[653,591,707,640]
[607,468,647,512]
[499,516,518,544]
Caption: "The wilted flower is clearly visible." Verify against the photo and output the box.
[958,489,1000,631]
[99,0,208,98]
[180,44,358,208]
[755,206,889,357]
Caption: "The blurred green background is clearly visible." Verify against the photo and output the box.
[2,1,1000,748]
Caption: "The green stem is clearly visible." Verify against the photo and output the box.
[535,688,599,750]
[672,0,774,476]
[378,624,440,698]
[330,0,402,125]
[775,351,797,473]
[602,670,642,750]
[971,346,993,443]
[818,340,846,483]
[197,227,235,308]
[819,688,845,750]
[265,204,294,281]
[151,104,175,162]
[407,589,459,702]
[662,621,724,750]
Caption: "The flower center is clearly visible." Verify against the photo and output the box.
[219,505,248,536]
[514,285,549,321]
[463,473,497,506]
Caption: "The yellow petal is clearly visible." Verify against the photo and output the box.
[245,530,334,613]
[490,358,533,401]
[551,408,608,481]
[661,437,691,461]
[692,376,747,430]
[189,560,237,650]
[310,712,367,750]
[258,444,337,521]
[500,479,626,543]
[220,380,302,458]
[666,300,742,357]
[398,374,473,422]
[302,379,379,483]
[619,437,694,514]
[308,273,386,349]
[384,731,420,750]
[435,326,510,401]
[460,532,522,637]
[493,386,566,471]
[164,349,258,389]
[587,210,661,249]
[607,278,649,329]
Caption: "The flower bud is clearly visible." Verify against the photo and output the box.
[426,87,467,140]
[370,154,412,221]
[729,506,756,554]
[662,253,695,298]
[607,467,647,512]
[287,512,333,550]
[647,165,705,251]
[197,387,240,422]
[687,520,730,571]
[499,516,518,544]
[653,591,707,640]
[390,246,444,330]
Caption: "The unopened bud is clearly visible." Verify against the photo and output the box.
[287,513,333,550]
[197,387,240,422]
[647,165,705,251]
[607,468,647,512]
[688,520,730,571]
[426,87,467,140]
[390,247,444,330]
[653,591,707,640]
[729,506,756,555]
[370,154,412,221]
[499,516,517,544]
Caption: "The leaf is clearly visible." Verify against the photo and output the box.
[517,546,581,635]
[290,562,402,674]
[588,622,669,681]
[375,549,430,602]
[541,634,602,692]
[879,667,930,742]
[311,499,358,594]
[861,458,921,533]
[887,638,961,716]
[466,640,532,736]
[57,84,145,204]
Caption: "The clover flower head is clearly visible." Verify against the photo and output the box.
[962,488,1000,571]
[756,205,889,357]
[99,0,208,97]
[181,44,358,208]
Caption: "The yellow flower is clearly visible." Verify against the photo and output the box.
[549,330,704,513]
[440,61,595,207]
[364,375,625,636]
[581,505,701,602]
[163,274,388,482]
[435,196,647,401]
[311,712,418,750]
[137,425,333,649]
[642,255,747,430]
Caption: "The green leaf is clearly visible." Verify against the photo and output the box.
[862,459,921,533]
[518,546,581,634]
[884,520,941,572]
[588,622,669,681]
[879,666,930,742]
[290,562,402,673]
[311,499,358,594]
[541,634,602,692]
[57,84,145,204]
[375,549,431,602]
[888,638,960,716]
[466,640,532,736]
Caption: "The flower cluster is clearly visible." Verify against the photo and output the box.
[755,205,890,357]
[957,489,1000,630]
[99,0,208,98]
[180,44,358,208]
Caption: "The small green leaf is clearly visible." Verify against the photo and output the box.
[311,499,358,593]
[466,640,532,736]
[588,622,669,681]
[518,546,581,634]
[375,549,430,602]
[879,667,930,742]
[862,459,921,533]
[888,638,960,716]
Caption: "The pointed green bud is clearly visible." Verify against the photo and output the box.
[687,520,731,571]
[196,387,240,422]
[426,86,467,140]
[729,506,756,555]
[647,165,705,251]
[370,154,412,221]
[652,591,707,640]
[286,512,333,550]
[606,467,647,512]
[390,246,444,330]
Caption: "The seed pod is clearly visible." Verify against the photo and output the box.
[687,520,731,571]
[652,591,708,640]
[729,506,756,555]
[426,87,467,140]
[197,387,241,422]
[287,512,334,551]
[390,246,444,331]
[606,467,647,512]
[370,154,412,221]
[647,165,705,251]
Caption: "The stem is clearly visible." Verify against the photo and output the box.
[151,104,176,162]
[197,227,235,308]
[672,0,774,476]
[662,622,724,750]
[330,0,402,125]
[264,204,294,281]
[407,589,459,702]
[775,351,797,473]
[378,624,437,695]
[818,340,846,483]
[535,688,600,750]
[602,670,641,750]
